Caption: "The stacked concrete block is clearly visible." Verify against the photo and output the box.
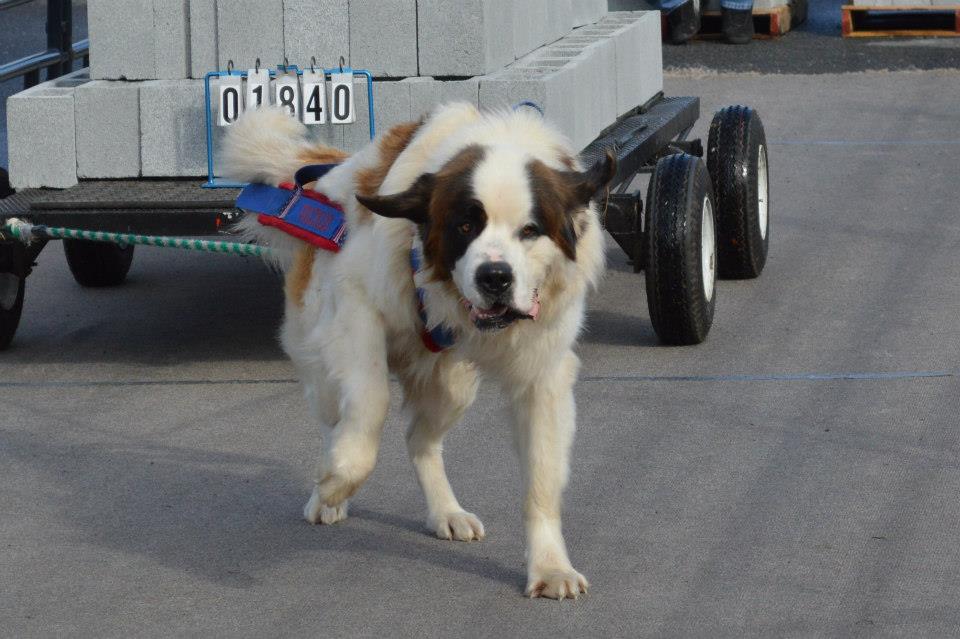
[572,0,610,27]
[440,78,481,107]
[217,0,284,72]
[417,0,518,76]
[88,0,190,80]
[189,0,218,79]
[599,12,663,116]
[6,74,87,189]
[350,0,418,78]
[285,0,351,73]
[139,80,209,177]
[547,0,575,42]
[75,81,141,178]
[513,0,550,60]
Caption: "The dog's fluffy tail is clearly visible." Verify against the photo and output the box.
[222,107,349,269]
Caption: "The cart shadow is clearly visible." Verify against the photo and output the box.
[582,308,660,347]
[0,426,524,590]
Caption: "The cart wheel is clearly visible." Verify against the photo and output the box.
[63,240,135,287]
[645,153,717,346]
[707,105,769,279]
[0,269,25,351]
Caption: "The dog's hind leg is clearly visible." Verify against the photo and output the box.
[511,351,588,600]
[301,300,391,525]
[401,360,483,541]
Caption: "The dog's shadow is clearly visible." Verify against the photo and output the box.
[0,425,524,590]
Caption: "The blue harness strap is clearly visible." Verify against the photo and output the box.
[235,163,347,251]
[410,247,457,353]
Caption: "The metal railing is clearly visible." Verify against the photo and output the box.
[0,0,89,88]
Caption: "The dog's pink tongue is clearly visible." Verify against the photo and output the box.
[527,297,541,321]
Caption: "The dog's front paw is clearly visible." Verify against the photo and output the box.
[525,566,589,600]
[428,510,485,541]
[303,487,348,525]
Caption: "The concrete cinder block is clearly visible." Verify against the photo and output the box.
[285,0,350,72]
[350,0,418,78]
[189,0,218,78]
[6,73,88,189]
[480,64,580,146]
[513,0,549,59]
[546,0,574,42]
[88,0,189,80]
[139,80,208,177]
[403,77,443,120]
[571,0,608,27]
[75,81,141,178]
[217,0,284,72]
[440,78,481,107]
[417,0,517,77]
[342,77,411,153]
[601,12,663,116]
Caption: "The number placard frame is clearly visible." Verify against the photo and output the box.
[203,64,375,189]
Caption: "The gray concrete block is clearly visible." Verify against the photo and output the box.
[403,77,443,120]
[189,0,218,78]
[88,0,189,80]
[88,0,156,80]
[480,65,580,146]
[571,0,608,27]
[547,0,574,42]
[139,80,208,177]
[513,0,550,59]
[342,77,412,153]
[6,78,82,189]
[440,78,480,107]
[600,11,662,116]
[350,0,418,78]
[417,0,517,77]
[217,0,283,72]
[285,0,350,72]
[75,81,141,178]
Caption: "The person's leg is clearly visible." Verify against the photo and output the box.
[720,0,755,43]
[659,0,701,44]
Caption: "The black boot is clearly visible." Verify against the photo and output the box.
[721,7,754,44]
[667,0,700,44]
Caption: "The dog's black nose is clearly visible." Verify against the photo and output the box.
[475,262,513,297]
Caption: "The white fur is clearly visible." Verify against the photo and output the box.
[224,103,605,599]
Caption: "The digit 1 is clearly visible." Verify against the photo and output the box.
[252,84,263,108]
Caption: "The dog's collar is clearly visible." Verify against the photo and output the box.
[410,246,457,353]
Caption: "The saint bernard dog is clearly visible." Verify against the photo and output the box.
[223,102,615,599]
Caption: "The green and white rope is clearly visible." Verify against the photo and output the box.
[2,218,275,258]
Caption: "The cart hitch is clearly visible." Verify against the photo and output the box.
[601,192,646,273]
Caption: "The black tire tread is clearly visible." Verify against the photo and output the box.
[645,153,716,346]
[63,240,135,287]
[708,105,768,279]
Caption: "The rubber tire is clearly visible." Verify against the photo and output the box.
[707,105,769,279]
[63,240,135,287]
[645,153,717,346]
[0,271,24,351]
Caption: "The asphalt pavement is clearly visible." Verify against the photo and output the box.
[4,3,960,638]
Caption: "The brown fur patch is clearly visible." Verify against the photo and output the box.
[354,120,424,223]
[295,145,351,189]
[422,145,487,281]
[526,160,581,261]
[285,243,316,308]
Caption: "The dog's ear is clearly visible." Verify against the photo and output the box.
[561,148,617,206]
[355,173,435,224]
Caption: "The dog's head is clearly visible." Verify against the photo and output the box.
[357,144,615,332]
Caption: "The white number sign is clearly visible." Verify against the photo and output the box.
[274,73,301,119]
[301,72,326,125]
[217,75,243,126]
[329,72,355,124]
[245,68,270,111]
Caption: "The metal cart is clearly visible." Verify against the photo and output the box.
[1,89,770,349]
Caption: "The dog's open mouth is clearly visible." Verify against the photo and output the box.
[465,290,541,331]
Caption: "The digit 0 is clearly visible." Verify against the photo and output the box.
[334,85,350,121]
[222,87,240,124]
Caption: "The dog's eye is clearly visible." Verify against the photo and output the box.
[520,223,541,239]
[458,222,473,235]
